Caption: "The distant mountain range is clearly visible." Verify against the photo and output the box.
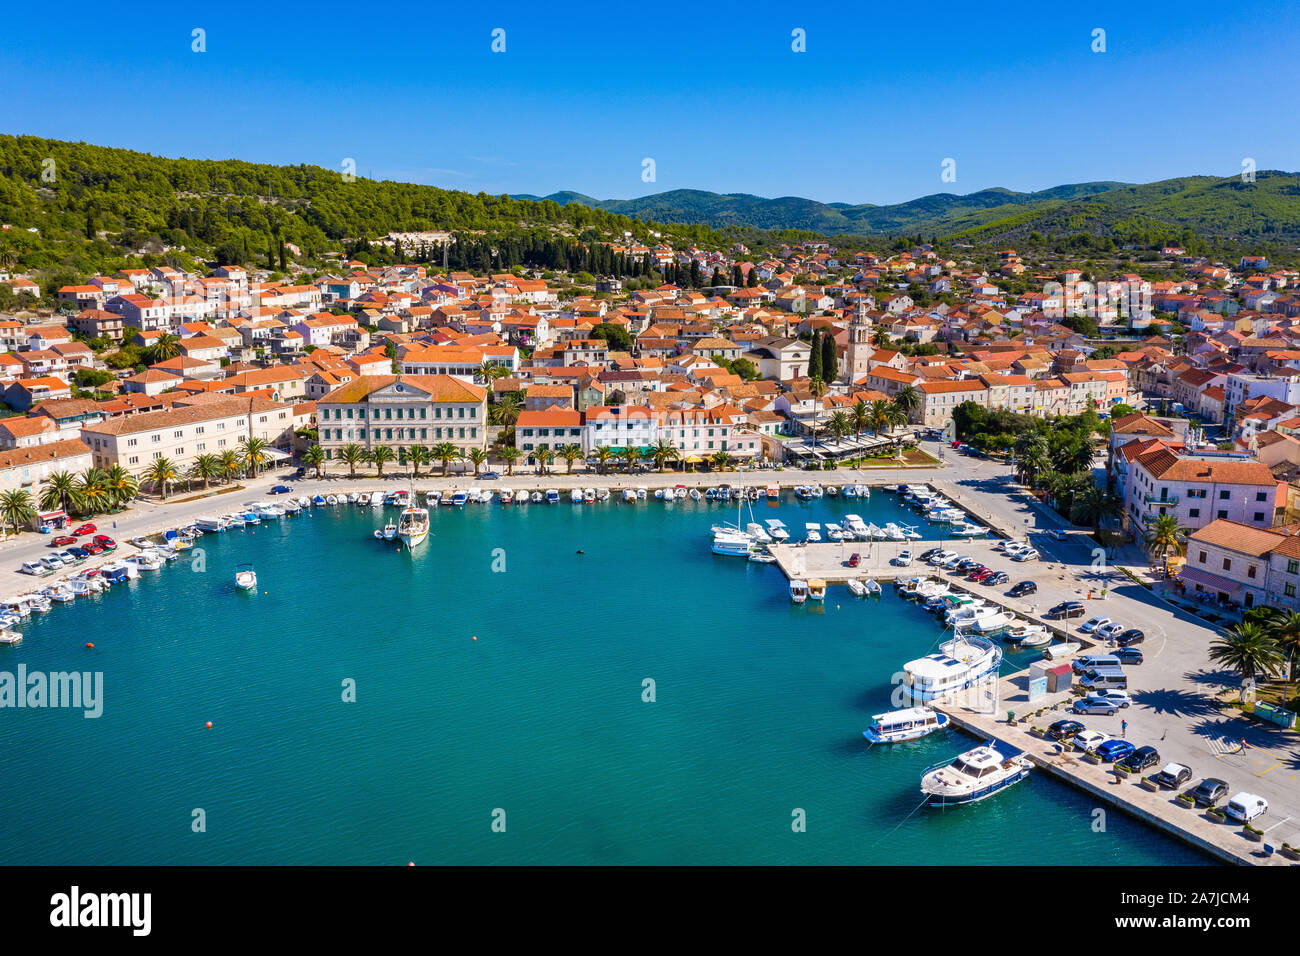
[516,173,1300,243]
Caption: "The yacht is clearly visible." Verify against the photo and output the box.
[789,579,809,603]
[862,706,950,744]
[901,632,1001,702]
[235,565,257,591]
[711,528,755,557]
[398,500,430,549]
[920,743,1032,807]
[842,515,869,540]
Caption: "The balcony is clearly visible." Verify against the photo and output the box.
[1143,493,1180,507]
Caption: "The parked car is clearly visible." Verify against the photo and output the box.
[1116,629,1145,647]
[1092,689,1132,708]
[92,535,116,549]
[1117,746,1160,774]
[1114,648,1144,665]
[1224,792,1268,823]
[968,568,993,582]
[51,535,77,547]
[294,466,307,478]
[985,572,1010,586]
[479,471,500,480]
[927,550,957,566]
[1191,778,1229,808]
[1155,763,1193,788]
[1094,739,1135,763]
[891,550,913,567]
[940,553,966,569]
[19,561,45,575]
[1044,529,1068,541]
[270,485,293,495]
[1047,719,1084,741]
[1073,729,1109,752]
[66,546,90,560]
[1080,616,1112,634]
[1012,549,1039,562]
[918,548,942,561]
[1002,541,1029,556]
[72,523,96,536]
[39,555,65,571]
[1073,697,1118,716]
[1096,622,1126,640]
[83,542,104,556]
[955,557,980,572]
[1008,581,1037,597]
[1047,601,1086,620]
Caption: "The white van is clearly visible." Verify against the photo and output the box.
[1079,666,1129,690]
[1072,654,1121,673]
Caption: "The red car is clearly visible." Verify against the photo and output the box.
[51,535,77,547]
[92,534,117,550]
[83,542,105,555]
[72,523,97,536]
[845,552,861,568]
[969,569,994,582]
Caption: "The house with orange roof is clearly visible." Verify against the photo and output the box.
[316,375,488,458]
[1125,447,1281,539]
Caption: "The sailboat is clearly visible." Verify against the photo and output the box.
[710,465,762,557]
[398,489,430,549]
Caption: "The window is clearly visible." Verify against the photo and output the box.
[1189,508,1200,518]
[1256,492,1267,502]
[1219,490,1230,500]
[1254,512,1265,523]
[1223,558,1231,571]
[1289,560,1298,575]
[1217,510,1228,519]
[1248,566,1257,579]
[1287,583,1297,598]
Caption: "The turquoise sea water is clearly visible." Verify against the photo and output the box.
[0,490,1209,865]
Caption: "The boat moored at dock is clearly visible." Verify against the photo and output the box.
[920,743,1032,807]
[862,706,950,744]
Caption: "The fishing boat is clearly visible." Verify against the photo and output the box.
[862,706,950,744]
[863,578,882,595]
[808,579,827,601]
[920,743,1032,807]
[235,565,257,591]
[1005,623,1049,646]
[748,549,777,564]
[805,523,822,543]
[398,497,430,549]
[312,495,327,507]
[882,484,899,494]
[126,551,165,572]
[596,488,610,502]
[452,490,469,507]
[811,485,824,498]
[100,561,137,583]
[794,485,814,500]
[357,493,370,506]
[0,627,22,645]
[901,632,1001,702]
[789,579,809,603]
[375,521,398,541]
[622,488,638,503]
[545,489,560,504]
[825,485,839,497]
[765,485,779,499]
[532,491,545,503]
[499,488,514,504]
[583,488,597,503]
[636,487,647,500]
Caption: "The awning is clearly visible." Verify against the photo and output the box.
[684,455,705,463]
[263,448,294,462]
[1178,566,1243,595]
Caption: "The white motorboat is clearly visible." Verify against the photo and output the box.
[532,491,545,503]
[843,515,869,539]
[902,632,1001,702]
[863,578,882,595]
[583,488,597,503]
[826,526,845,542]
[1042,641,1082,661]
[842,485,857,498]
[0,628,22,646]
[325,495,338,506]
[854,484,869,498]
[862,706,950,744]
[376,522,398,540]
[847,578,867,597]
[126,551,164,572]
[789,579,809,603]
[972,611,1012,634]
[357,493,370,505]
[636,487,647,500]
[545,489,560,504]
[195,515,227,532]
[745,521,772,544]
[674,485,687,499]
[235,565,257,591]
[1005,623,1049,646]
[347,492,359,504]
[570,488,584,503]
[825,485,839,497]
[622,488,638,503]
[370,492,385,507]
[500,488,514,504]
[764,519,790,542]
[748,549,777,564]
[688,488,702,501]
[920,743,1032,807]
[808,579,826,601]
[804,523,822,543]
[811,485,823,498]
[596,488,610,501]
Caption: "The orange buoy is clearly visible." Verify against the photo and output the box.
[85,642,94,648]
[408,862,415,866]
[205,721,213,729]
[472,635,477,641]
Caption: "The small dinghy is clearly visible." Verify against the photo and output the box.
[235,565,257,591]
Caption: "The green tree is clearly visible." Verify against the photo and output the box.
[498,445,521,476]
[238,437,270,478]
[369,444,396,477]
[1209,623,1285,701]
[337,443,367,478]
[147,332,181,364]
[432,441,459,476]
[1142,513,1189,575]
[651,437,680,472]
[557,443,583,474]
[0,488,35,535]
[189,453,222,490]
[821,333,838,383]
[302,444,326,479]
[39,470,81,514]
[407,445,432,478]
[143,457,179,500]
[466,447,488,476]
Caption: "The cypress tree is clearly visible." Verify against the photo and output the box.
[808,329,822,381]
[822,333,837,382]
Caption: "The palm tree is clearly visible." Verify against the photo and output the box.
[407,445,432,478]
[618,446,640,473]
[557,443,583,474]
[850,400,870,440]
[467,448,488,476]
[1142,513,1189,577]
[712,451,734,472]
[827,410,851,444]
[499,445,521,476]
[533,447,554,475]
[591,446,613,475]
[432,441,459,476]
[0,488,35,536]
[476,360,507,386]
[369,444,397,477]
[189,453,222,490]
[39,470,80,514]
[1070,481,1121,535]
[238,437,270,478]
[337,442,367,478]
[143,457,179,501]
[807,376,827,449]
[147,332,181,364]
[218,450,241,484]
[76,468,110,514]
[103,465,138,508]
[302,444,326,479]
[1267,610,1300,707]
[893,384,921,420]
[1209,623,1285,702]
[651,437,680,472]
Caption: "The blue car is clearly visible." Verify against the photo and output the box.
[66,546,90,560]
[271,485,293,495]
[1094,739,1135,763]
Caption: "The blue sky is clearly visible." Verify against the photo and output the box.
[3,0,1298,205]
